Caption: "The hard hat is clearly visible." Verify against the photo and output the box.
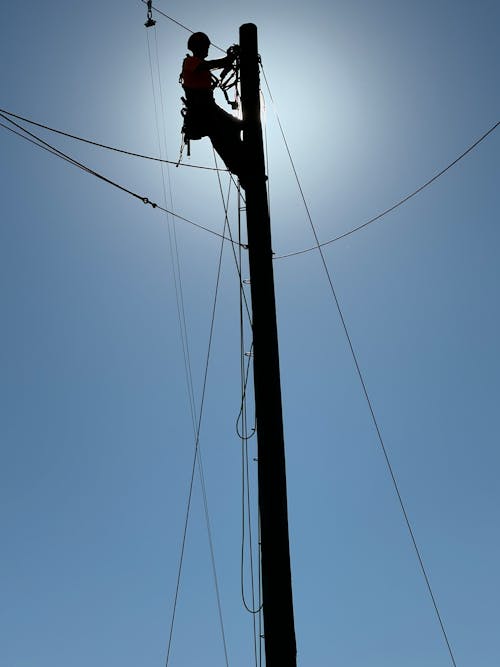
[187,32,211,52]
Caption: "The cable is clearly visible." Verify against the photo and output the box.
[141,0,226,53]
[272,115,499,259]
[196,273,232,667]
[0,106,228,172]
[147,27,197,430]
[5,91,492,256]
[0,111,155,203]
[261,65,459,667]
[0,114,243,246]
[211,152,255,437]
[211,149,261,666]
[227,159,260,667]
[145,31,231,665]
[141,0,194,37]
[211,150,253,326]
[236,348,255,442]
[0,120,91,171]
[164,208,231,667]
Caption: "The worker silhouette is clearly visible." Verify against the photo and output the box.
[180,32,246,184]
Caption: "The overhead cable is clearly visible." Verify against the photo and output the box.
[0,111,160,205]
[272,115,499,259]
[0,113,242,247]
[0,106,228,172]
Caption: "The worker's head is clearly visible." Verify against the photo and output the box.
[188,32,210,58]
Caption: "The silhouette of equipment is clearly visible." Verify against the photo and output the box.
[144,0,156,28]
[180,45,242,163]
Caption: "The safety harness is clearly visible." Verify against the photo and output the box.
[179,46,240,159]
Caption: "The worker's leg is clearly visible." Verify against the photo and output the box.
[208,106,246,181]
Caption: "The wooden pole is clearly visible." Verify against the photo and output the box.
[239,22,297,667]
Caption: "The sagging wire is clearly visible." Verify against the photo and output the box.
[238,342,261,621]
[0,113,241,246]
[265,95,500,258]
[236,185,262,667]
[0,110,159,207]
[235,345,256,442]
[0,106,228,172]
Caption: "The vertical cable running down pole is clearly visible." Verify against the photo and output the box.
[239,23,297,667]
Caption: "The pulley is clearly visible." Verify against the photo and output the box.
[144,0,156,28]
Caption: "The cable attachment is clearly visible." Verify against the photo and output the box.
[219,45,241,110]
[144,0,156,28]
[179,96,205,158]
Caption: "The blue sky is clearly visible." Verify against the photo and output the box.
[1,1,499,666]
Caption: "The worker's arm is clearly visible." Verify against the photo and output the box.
[198,54,236,71]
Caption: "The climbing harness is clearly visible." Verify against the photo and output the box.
[179,45,241,161]
[218,45,241,110]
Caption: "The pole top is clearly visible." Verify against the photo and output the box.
[239,22,258,39]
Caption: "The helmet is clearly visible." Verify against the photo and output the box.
[187,32,211,52]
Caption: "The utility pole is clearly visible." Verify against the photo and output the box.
[239,23,297,667]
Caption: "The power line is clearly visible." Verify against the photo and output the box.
[0,106,228,172]
[261,64,459,667]
[1,111,154,204]
[272,117,499,259]
[0,113,243,246]
[0,120,89,172]
[3,105,494,258]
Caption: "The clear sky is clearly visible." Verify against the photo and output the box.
[1,1,499,666]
